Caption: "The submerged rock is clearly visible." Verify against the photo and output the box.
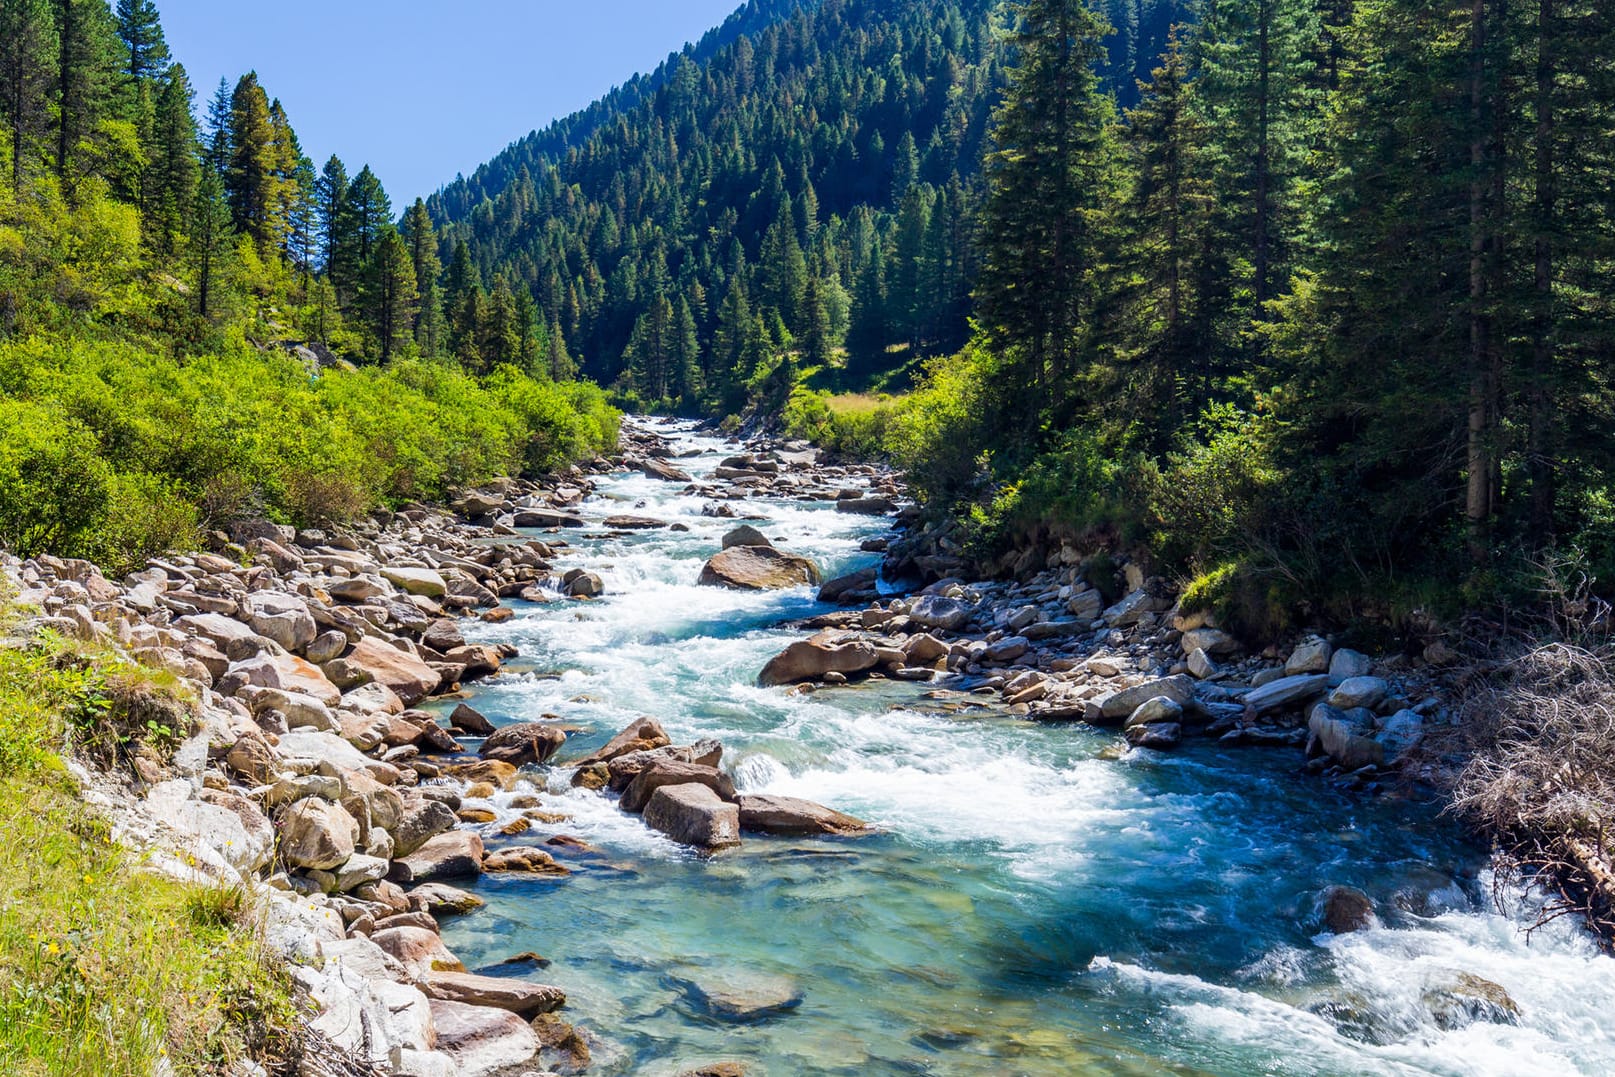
[671,968,804,1022]
[1422,971,1521,1030]
[1317,885,1377,934]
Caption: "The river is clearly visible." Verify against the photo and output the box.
[433,419,1615,1076]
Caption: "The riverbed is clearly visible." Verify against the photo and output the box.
[435,419,1615,1076]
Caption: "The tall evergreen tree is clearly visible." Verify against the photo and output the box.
[114,0,167,83]
[53,0,118,188]
[314,155,348,284]
[0,0,56,191]
[144,61,198,257]
[367,224,417,363]
[190,166,233,320]
[975,0,1115,430]
[225,72,281,249]
[402,199,444,356]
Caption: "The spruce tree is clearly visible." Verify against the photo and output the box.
[402,199,444,356]
[115,0,167,83]
[975,0,1115,429]
[368,224,417,363]
[0,0,56,192]
[314,155,348,283]
[53,0,118,189]
[145,61,198,258]
[191,166,233,319]
[225,72,280,249]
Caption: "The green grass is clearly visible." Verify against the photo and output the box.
[0,629,297,1076]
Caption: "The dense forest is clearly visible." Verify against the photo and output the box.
[419,0,1614,625]
[0,0,618,572]
[426,0,1186,414]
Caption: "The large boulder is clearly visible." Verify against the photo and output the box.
[428,999,541,1077]
[620,760,736,814]
[1317,885,1377,934]
[721,525,771,549]
[1308,704,1385,770]
[817,567,880,605]
[327,637,440,706]
[573,717,672,767]
[1245,674,1331,715]
[670,968,804,1022]
[373,926,465,980]
[643,784,742,850]
[389,831,486,883]
[737,795,871,837]
[420,971,565,1017]
[698,546,821,591]
[1181,626,1239,658]
[380,566,449,598]
[231,652,342,706]
[478,723,567,766]
[758,636,880,687]
[244,593,317,654]
[280,798,361,871]
[642,458,693,483]
[906,595,975,633]
[1099,675,1196,723]
[391,799,460,858]
[1285,637,1334,675]
[1328,676,1390,711]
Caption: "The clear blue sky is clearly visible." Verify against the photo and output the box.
[157,0,745,206]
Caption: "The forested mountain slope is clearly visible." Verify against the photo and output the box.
[427,0,1187,413]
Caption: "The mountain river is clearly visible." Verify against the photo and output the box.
[432,419,1615,1076]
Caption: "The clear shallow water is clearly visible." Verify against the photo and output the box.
[437,419,1615,1076]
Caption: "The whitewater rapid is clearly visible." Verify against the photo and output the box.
[434,418,1615,1076]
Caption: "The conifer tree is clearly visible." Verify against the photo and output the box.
[368,224,417,363]
[53,0,118,189]
[0,0,56,191]
[203,76,231,175]
[756,201,806,331]
[225,72,280,249]
[191,166,233,319]
[483,273,520,368]
[114,0,167,83]
[402,199,444,356]
[975,0,1115,428]
[545,320,577,381]
[145,61,198,257]
[314,155,348,282]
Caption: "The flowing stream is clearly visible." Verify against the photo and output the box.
[433,419,1615,1076]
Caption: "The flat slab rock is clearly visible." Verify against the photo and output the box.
[669,967,804,1022]
[643,783,741,850]
[737,794,872,837]
[421,970,565,1017]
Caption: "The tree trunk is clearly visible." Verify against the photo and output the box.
[1528,0,1556,543]
[1466,0,1496,564]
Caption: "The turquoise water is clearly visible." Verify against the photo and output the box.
[437,420,1615,1076]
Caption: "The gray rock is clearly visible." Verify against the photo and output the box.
[1285,637,1333,675]
[736,794,872,837]
[721,525,772,549]
[1099,675,1196,722]
[698,546,821,591]
[1125,695,1184,729]
[1181,626,1239,657]
[1308,704,1385,769]
[907,594,976,633]
[1187,648,1221,680]
[1245,674,1331,714]
[280,798,360,871]
[1328,676,1390,710]
[1329,648,1375,679]
[1375,709,1424,762]
[1126,722,1182,749]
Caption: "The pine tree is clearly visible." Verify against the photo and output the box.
[756,201,806,331]
[846,242,889,372]
[145,61,198,257]
[191,166,233,319]
[343,165,391,266]
[545,320,577,381]
[203,76,231,176]
[368,224,417,363]
[0,0,56,191]
[115,0,167,83]
[482,273,520,368]
[267,99,305,261]
[402,199,444,356]
[53,0,118,189]
[672,296,702,405]
[975,0,1115,429]
[314,155,348,283]
[800,272,834,367]
[225,72,281,250]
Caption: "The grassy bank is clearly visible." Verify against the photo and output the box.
[0,631,297,1075]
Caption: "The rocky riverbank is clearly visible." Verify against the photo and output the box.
[4,416,1549,1076]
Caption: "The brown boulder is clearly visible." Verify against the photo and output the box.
[479,722,567,766]
[642,784,741,850]
[428,1000,541,1077]
[325,637,440,706]
[698,546,821,591]
[420,971,565,1017]
[572,717,671,767]
[389,831,486,883]
[482,846,571,875]
[737,794,872,837]
[758,635,879,687]
[620,760,736,814]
